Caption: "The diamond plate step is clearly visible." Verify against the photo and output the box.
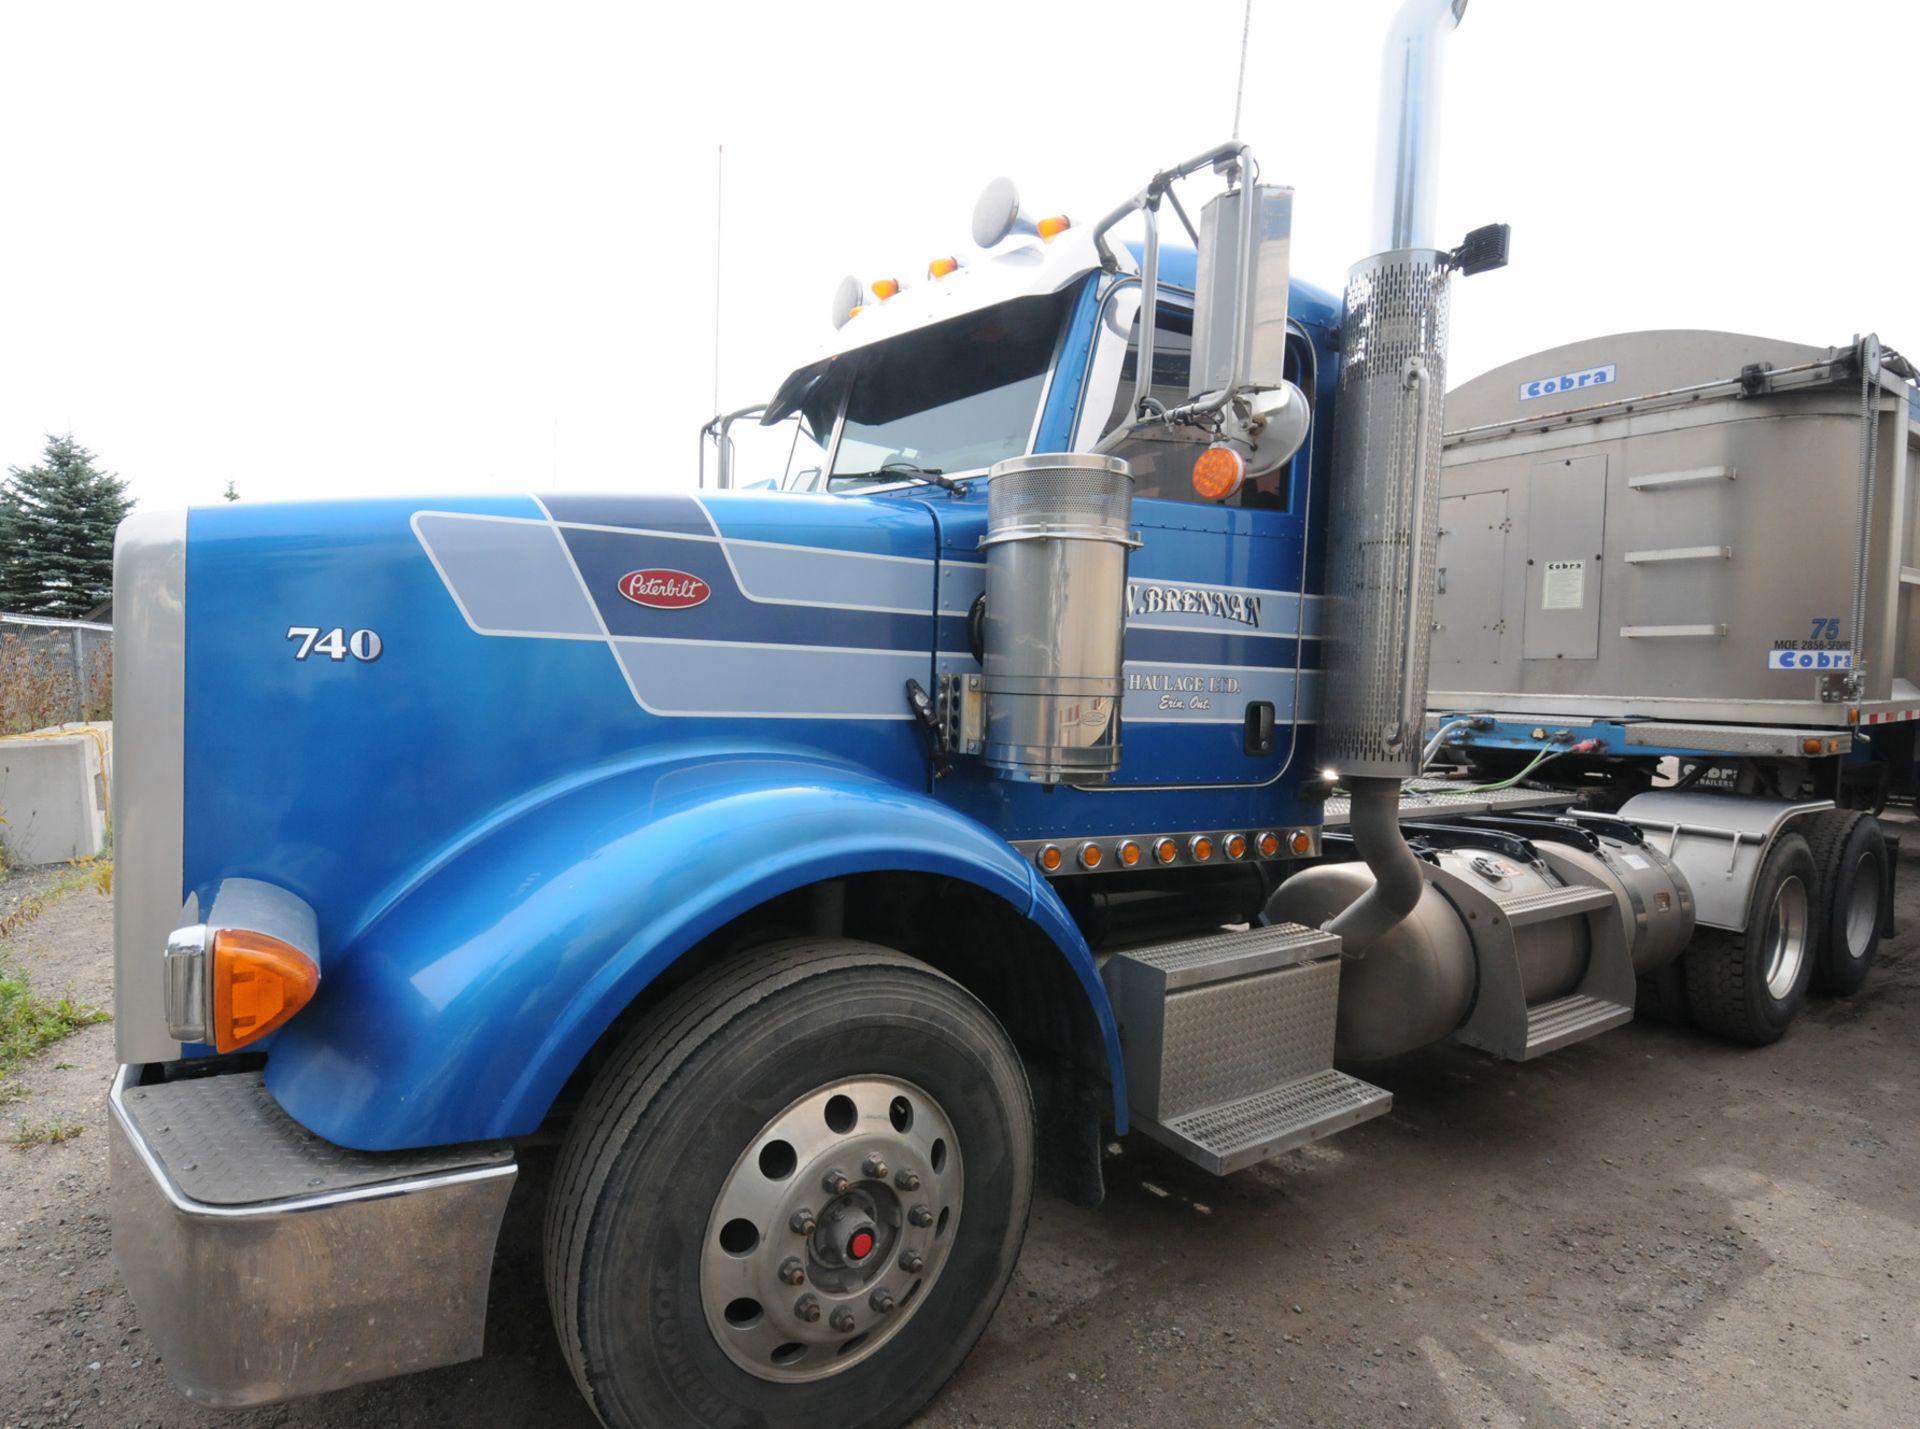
[118,1071,512,1206]
[1108,922,1341,992]
[1139,1070,1393,1176]
[1522,993,1633,1058]
[1497,883,1616,926]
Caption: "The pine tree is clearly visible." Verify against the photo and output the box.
[0,435,135,618]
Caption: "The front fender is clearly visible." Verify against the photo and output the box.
[265,745,1124,1149]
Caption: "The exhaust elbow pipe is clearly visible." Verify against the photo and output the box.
[1373,0,1468,254]
[1325,777,1428,949]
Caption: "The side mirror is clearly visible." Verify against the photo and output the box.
[1190,184,1294,400]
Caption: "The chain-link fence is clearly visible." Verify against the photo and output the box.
[0,614,113,734]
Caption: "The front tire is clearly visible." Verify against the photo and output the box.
[545,939,1034,1429]
[1805,810,1887,997]
[1683,831,1817,1045]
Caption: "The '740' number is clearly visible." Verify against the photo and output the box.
[288,626,382,662]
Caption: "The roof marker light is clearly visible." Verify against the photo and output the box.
[871,278,901,301]
[928,256,960,279]
[1036,214,1072,241]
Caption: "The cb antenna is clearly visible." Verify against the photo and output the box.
[1230,0,1253,140]
[712,143,724,416]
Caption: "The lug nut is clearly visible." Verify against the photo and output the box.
[823,1168,852,1196]
[779,1257,806,1286]
[794,1294,821,1323]
[908,1204,933,1228]
[862,1154,888,1180]
[829,1308,857,1333]
[789,1208,817,1236]
[894,1167,921,1192]
[869,1288,896,1314]
[898,1249,924,1273]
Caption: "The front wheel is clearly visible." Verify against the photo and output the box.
[545,939,1034,1429]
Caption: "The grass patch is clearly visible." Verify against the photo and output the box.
[9,1119,83,1149]
[0,959,110,1090]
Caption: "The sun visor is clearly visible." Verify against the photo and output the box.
[763,228,1113,424]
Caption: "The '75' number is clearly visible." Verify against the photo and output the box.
[288,626,383,662]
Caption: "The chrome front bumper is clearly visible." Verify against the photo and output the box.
[109,1065,517,1407]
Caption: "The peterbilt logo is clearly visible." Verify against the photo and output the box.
[617,569,710,609]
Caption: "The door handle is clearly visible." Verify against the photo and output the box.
[1244,700,1276,757]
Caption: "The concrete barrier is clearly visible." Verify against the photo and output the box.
[0,722,112,866]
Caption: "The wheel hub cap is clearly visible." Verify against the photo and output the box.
[1763,874,1810,1001]
[700,1077,962,1382]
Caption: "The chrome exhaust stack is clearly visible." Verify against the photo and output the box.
[1320,0,1474,951]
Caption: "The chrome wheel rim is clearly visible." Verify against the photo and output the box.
[1762,874,1811,1001]
[1843,852,1878,961]
[700,1077,962,1383]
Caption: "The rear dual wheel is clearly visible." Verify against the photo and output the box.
[1805,810,1888,997]
[1683,832,1817,1045]
[545,939,1034,1429]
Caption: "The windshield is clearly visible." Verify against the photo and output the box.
[824,290,1072,490]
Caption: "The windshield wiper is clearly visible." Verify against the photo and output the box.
[831,461,962,492]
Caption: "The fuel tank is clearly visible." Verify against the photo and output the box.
[1268,819,1694,1061]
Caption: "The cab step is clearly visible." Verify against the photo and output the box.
[1431,850,1638,1062]
[1102,923,1391,1176]
[1524,992,1634,1056]
[1149,1069,1392,1176]
[1498,884,1616,926]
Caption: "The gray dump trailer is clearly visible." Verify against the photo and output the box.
[1408,328,1919,1041]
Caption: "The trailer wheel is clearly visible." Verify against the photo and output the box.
[544,939,1034,1429]
[1805,810,1887,997]
[1682,832,1817,1045]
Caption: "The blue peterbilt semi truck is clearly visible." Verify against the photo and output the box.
[103,3,1882,1425]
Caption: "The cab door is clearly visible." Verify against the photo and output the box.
[1069,286,1319,790]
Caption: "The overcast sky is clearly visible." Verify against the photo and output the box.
[5,0,1917,511]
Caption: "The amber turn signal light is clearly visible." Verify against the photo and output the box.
[1191,444,1246,502]
[210,928,320,1053]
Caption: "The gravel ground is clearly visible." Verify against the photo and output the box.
[1,831,1916,1428]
